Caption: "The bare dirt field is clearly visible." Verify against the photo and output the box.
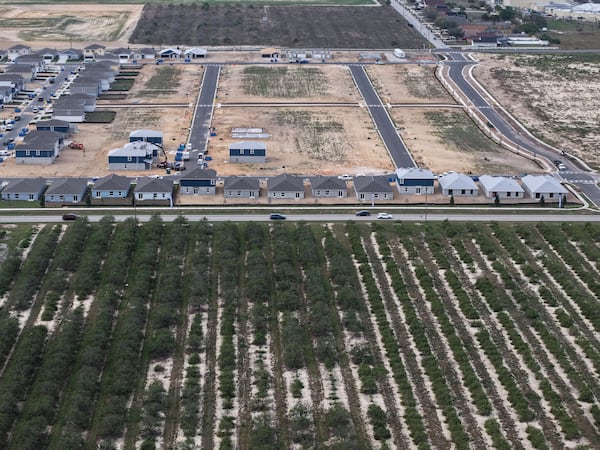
[474,53,600,169]
[0,4,142,50]
[130,3,427,48]
[390,107,542,175]
[366,64,455,104]
[216,64,359,103]
[208,106,392,177]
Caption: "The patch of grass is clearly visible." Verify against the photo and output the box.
[242,66,328,98]
[109,79,135,91]
[138,66,180,96]
[425,110,499,153]
[85,111,116,123]
[401,68,449,100]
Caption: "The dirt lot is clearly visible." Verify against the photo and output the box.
[217,64,358,103]
[366,64,455,104]
[130,3,427,48]
[208,106,392,177]
[390,107,542,175]
[0,4,142,50]
[474,53,600,169]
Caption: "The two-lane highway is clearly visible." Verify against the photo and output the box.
[349,64,416,169]
[442,52,600,206]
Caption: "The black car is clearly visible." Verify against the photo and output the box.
[62,214,79,221]
[13,116,21,122]
[355,210,371,216]
[270,213,286,220]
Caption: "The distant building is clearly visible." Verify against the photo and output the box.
[91,173,133,206]
[521,175,568,202]
[129,129,163,145]
[229,141,266,163]
[134,177,173,206]
[108,141,158,171]
[395,167,435,195]
[15,130,64,165]
[224,177,260,198]
[267,174,304,199]
[44,177,89,206]
[184,47,207,59]
[310,176,348,198]
[179,168,217,195]
[354,176,394,202]
[438,172,478,197]
[0,177,46,201]
[479,175,524,199]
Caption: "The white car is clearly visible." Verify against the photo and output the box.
[377,212,393,220]
[557,163,567,171]
[32,107,39,113]
[337,174,353,181]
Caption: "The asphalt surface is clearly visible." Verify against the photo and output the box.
[442,51,600,207]
[4,212,599,223]
[187,64,220,163]
[349,64,416,169]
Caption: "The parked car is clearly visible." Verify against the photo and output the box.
[13,115,21,122]
[62,214,79,221]
[377,212,393,220]
[338,174,353,180]
[355,210,371,216]
[270,213,286,220]
[32,107,39,113]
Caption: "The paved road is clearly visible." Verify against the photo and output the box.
[188,64,220,162]
[349,65,416,169]
[442,52,600,206]
[4,212,599,223]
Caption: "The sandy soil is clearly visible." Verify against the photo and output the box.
[389,107,542,175]
[216,64,359,104]
[473,54,600,168]
[366,64,455,104]
[208,106,393,177]
[0,4,143,50]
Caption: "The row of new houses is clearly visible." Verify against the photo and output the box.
[0,169,569,207]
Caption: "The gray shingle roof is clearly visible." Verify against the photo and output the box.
[36,119,70,128]
[92,174,132,191]
[2,177,46,194]
[135,177,173,193]
[19,130,63,149]
[181,168,217,180]
[268,174,303,191]
[224,177,260,190]
[438,172,478,191]
[46,178,88,195]
[353,176,393,193]
[479,175,523,193]
[311,176,347,190]
[521,175,567,194]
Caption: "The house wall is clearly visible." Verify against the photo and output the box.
[481,186,522,199]
[524,187,563,202]
[92,189,130,199]
[396,183,435,195]
[180,185,216,195]
[108,156,150,171]
[356,191,393,201]
[312,189,347,198]
[441,187,478,197]
[53,113,85,123]
[225,189,259,198]
[1,191,44,201]
[269,191,305,199]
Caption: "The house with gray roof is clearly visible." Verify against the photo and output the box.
[69,80,101,97]
[438,172,478,197]
[180,168,217,195]
[113,47,133,63]
[37,48,59,63]
[7,44,31,62]
[224,177,260,198]
[108,141,158,171]
[1,177,47,202]
[0,83,13,106]
[67,93,96,111]
[14,54,45,72]
[395,167,435,195]
[479,175,524,199]
[134,177,174,207]
[0,49,6,61]
[53,97,86,122]
[36,119,72,134]
[130,129,163,145]
[160,48,181,59]
[184,47,207,58]
[59,48,83,62]
[133,48,156,61]
[353,176,394,202]
[15,130,64,165]
[83,44,106,61]
[267,174,304,199]
[229,141,266,163]
[4,64,36,82]
[44,177,89,206]
[91,173,133,206]
[0,74,24,93]
[521,175,568,203]
[310,176,348,198]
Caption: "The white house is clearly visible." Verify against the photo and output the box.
[7,44,31,62]
[134,177,173,206]
[521,175,568,203]
[479,175,524,199]
[438,172,478,197]
[184,47,207,58]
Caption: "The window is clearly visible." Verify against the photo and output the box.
[250,149,254,155]
[153,193,158,199]
[73,195,78,201]
[237,191,241,196]
[325,190,330,196]
[448,189,453,195]
[549,193,554,198]
[338,190,343,197]
[28,194,34,200]
[138,193,143,199]
[210,179,216,185]
[461,189,466,195]
[360,193,365,200]
[416,187,421,194]
[506,192,511,197]
[95,191,101,197]
[109,191,114,197]
[296,192,301,198]
[36,150,41,156]
[193,188,199,194]
[374,193,379,199]
[59,195,64,201]
[535,193,540,199]
[127,156,132,162]
[162,193,166,198]
[15,194,19,199]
